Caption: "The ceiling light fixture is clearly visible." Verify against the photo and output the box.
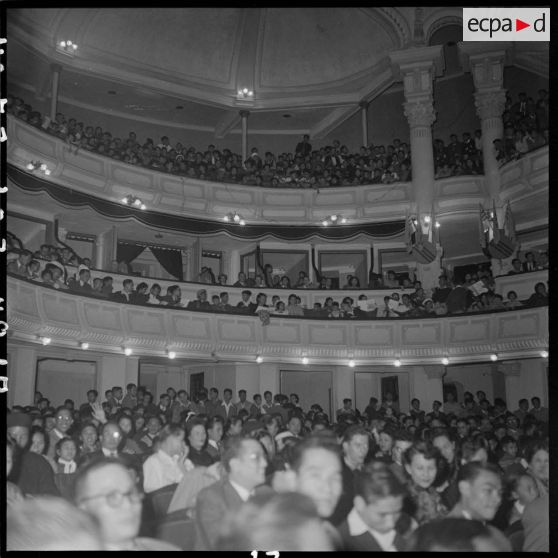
[301,356,309,365]
[256,356,263,364]
[26,161,51,176]
[394,359,402,367]
[321,214,347,226]
[223,212,246,226]
[237,88,254,99]
[121,195,146,210]
[167,350,176,360]
[540,350,548,358]
[490,353,498,362]
[348,359,355,368]
[80,341,89,350]
[57,40,78,56]
[124,347,133,356]
[40,336,52,346]
[441,357,450,366]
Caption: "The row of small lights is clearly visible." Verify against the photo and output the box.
[414,215,441,228]
[237,88,254,98]
[223,212,246,226]
[58,40,78,52]
[322,214,347,226]
[35,337,549,363]
[26,161,51,175]
[121,195,146,210]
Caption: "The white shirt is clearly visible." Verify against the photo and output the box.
[102,447,119,458]
[347,508,397,551]
[143,449,185,493]
[229,479,253,502]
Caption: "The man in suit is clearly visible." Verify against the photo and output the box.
[338,463,413,551]
[111,279,134,303]
[79,389,99,420]
[205,387,222,418]
[11,249,32,276]
[236,290,256,313]
[447,462,502,524]
[121,383,137,409]
[194,436,269,550]
[522,252,538,272]
[68,267,93,294]
[47,406,74,460]
[235,389,255,416]
[216,388,237,421]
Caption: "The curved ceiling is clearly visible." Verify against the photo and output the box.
[6,8,548,140]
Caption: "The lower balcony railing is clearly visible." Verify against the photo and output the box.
[7,276,548,366]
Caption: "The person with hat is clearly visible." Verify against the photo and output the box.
[187,288,211,311]
[7,411,59,497]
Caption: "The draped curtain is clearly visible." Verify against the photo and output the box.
[151,247,183,281]
[116,243,146,264]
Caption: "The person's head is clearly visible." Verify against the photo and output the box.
[410,518,511,552]
[56,437,77,462]
[509,473,539,507]
[378,427,395,454]
[223,388,232,403]
[99,422,123,451]
[353,462,407,534]
[112,386,123,400]
[456,418,469,438]
[80,423,98,449]
[264,390,272,404]
[86,389,98,404]
[117,415,133,436]
[262,414,280,438]
[125,383,137,397]
[186,419,207,451]
[342,426,369,469]
[525,440,549,483]
[7,496,103,550]
[287,415,303,436]
[457,462,502,521]
[158,424,187,458]
[403,441,440,489]
[432,430,456,464]
[74,459,144,547]
[55,406,74,434]
[289,434,343,518]
[253,393,262,406]
[159,393,170,408]
[223,436,267,490]
[461,437,489,466]
[530,396,541,409]
[215,492,333,552]
[29,426,48,455]
[238,389,247,402]
[499,435,517,457]
[207,416,224,443]
[392,430,414,466]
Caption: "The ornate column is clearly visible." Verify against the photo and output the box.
[497,361,521,409]
[390,46,444,289]
[50,63,62,122]
[458,44,509,200]
[240,110,249,163]
[359,101,369,146]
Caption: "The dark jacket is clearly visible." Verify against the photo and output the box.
[11,451,59,497]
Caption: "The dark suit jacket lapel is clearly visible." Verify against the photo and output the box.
[222,480,244,511]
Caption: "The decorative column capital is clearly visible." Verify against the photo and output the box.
[359,100,369,110]
[458,42,510,91]
[404,100,436,128]
[498,361,521,377]
[423,365,445,380]
[474,90,506,121]
[239,110,250,119]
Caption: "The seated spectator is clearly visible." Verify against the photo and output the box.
[383,270,399,288]
[187,288,211,311]
[68,267,92,293]
[142,424,193,493]
[186,419,214,467]
[508,258,523,275]
[522,251,538,272]
[130,282,149,304]
[194,436,270,551]
[111,278,134,303]
[7,496,103,550]
[526,282,548,307]
[75,458,180,550]
[338,462,414,551]
[505,290,523,309]
[233,271,249,288]
[161,284,182,306]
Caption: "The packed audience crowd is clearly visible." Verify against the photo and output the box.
[7,384,549,551]
[8,241,549,321]
[8,90,548,189]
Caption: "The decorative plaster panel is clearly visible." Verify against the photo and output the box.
[83,303,122,331]
[354,324,394,346]
[217,320,257,341]
[41,293,79,325]
[449,318,490,343]
[497,312,541,339]
[401,322,441,345]
[308,325,347,345]
[127,310,167,335]
[171,315,211,339]
[263,323,301,344]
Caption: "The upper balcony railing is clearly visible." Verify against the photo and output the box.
[7,276,547,366]
[7,116,548,224]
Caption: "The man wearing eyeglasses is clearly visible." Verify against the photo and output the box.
[47,406,74,460]
[194,436,272,551]
[74,458,180,550]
